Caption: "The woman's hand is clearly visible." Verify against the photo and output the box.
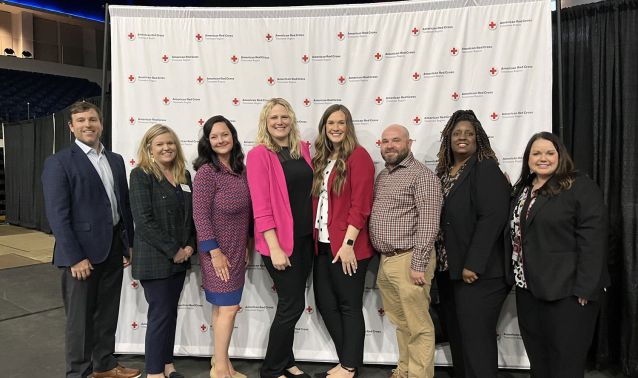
[577,297,588,306]
[270,247,291,271]
[462,268,478,284]
[333,245,357,276]
[211,248,232,282]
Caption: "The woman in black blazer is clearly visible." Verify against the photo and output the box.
[130,124,196,378]
[510,132,608,378]
[434,110,511,378]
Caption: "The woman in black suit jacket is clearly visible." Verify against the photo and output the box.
[510,132,608,378]
[434,110,511,378]
[130,124,196,378]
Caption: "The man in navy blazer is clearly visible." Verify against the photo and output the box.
[42,101,140,378]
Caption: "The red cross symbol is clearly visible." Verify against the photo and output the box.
[198,118,205,126]
[376,140,381,147]
[450,47,458,56]
[129,117,135,124]
[451,92,460,101]
[267,76,275,85]
[412,72,420,81]
[490,112,499,120]
[163,97,170,104]
[266,33,273,41]
[129,159,136,166]
[306,305,314,313]
[375,96,383,105]
[303,140,311,149]
[131,321,138,329]
[303,98,310,107]
[378,308,385,316]
[195,33,202,41]
[374,52,382,60]
[162,54,168,62]
[231,55,238,63]
[413,116,421,124]
[490,67,498,76]
[196,76,204,84]
[131,281,138,288]
[200,324,208,332]
[489,21,497,30]
[411,27,419,36]
[337,31,345,40]
[128,74,135,82]
[302,54,309,63]
[232,98,240,106]
[338,76,346,84]
[127,32,135,40]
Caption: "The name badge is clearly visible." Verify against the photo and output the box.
[180,184,191,193]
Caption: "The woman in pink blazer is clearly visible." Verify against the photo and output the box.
[311,105,375,378]
[246,98,313,378]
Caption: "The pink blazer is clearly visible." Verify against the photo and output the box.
[312,145,375,260]
[246,142,313,257]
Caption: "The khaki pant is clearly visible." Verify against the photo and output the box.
[377,251,436,378]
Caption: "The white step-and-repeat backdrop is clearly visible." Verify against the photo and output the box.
[110,0,551,367]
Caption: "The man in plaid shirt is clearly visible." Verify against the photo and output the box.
[369,124,443,378]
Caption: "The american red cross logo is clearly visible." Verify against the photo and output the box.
[131,280,138,288]
[378,308,385,316]
[450,47,458,56]
[451,92,460,101]
[489,21,497,30]
[337,31,345,40]
[163,97,170,104]
[131,321,138,329]
[195,33,203,41]
[306,305,314,314]
[302,54,309,63]
[412,72,420,81]
[490,67,498,76]
[129,159,136,166]
[413,116,421,124]
[374,52,382,60]
[232,98,240,106]
[338,76,346,85]
[303,98,310,107]
[198,118,205,126]
[162,54,169,62]
[490,112,499,120]
[128,74,135,82]
[375,96,383,105]
[267,76,275,85]
[196,76,204,84]
[376,140,381,147]
[127,32,135,40]
[231,55,238,63]
[411,27,419,36]
[129,117,135,124]
[266,33,273,41]
[200,324,208,332]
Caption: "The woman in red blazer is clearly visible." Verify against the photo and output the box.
[311,104,375,378]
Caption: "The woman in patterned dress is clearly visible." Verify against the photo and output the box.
[193,115,252,378]
[433,110,511,378]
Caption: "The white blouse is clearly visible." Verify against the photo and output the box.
[315,159,336,243]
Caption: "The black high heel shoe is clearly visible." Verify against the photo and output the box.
[283,369,311,378]
[342,366,358,378]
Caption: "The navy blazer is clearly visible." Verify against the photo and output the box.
[511,175,609,301]
[440,156,511,280]
[42,143,134,267]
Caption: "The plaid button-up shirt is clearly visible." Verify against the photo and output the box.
[369,152,443,272]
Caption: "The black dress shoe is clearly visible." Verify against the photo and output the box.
[283,370,311,378]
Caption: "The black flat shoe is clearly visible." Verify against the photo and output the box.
[166,372,186,378]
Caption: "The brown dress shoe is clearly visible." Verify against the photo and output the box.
[92,365,141,378]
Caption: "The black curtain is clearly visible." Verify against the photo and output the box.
[555,0,638,376]
[34,116,55,233]
[4,120,37,228]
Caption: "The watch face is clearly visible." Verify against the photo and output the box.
[346,239,354,246]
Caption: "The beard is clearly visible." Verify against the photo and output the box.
[381,148,410,165]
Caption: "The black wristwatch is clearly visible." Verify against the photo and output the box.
[346,239,354,246]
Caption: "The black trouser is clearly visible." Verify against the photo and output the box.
[62,225,124,378]
[313,242,371,369]
[516,287,600,378]
[260,235,313,378]
[436,271,509,378]
[140,271,186,374]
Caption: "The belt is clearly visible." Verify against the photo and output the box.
[383,248,411,257]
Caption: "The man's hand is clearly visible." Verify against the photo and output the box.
[410,269,426,286]
[173,247,192,263]
[71,258,94,280]
[123,248,133,268]
[462,268,478,284]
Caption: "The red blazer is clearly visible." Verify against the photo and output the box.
[312,145,375,260]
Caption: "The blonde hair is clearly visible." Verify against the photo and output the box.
[136,124,188,184]
[312,104,359,196]
[256,98,302,159]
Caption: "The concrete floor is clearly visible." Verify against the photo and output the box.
[0,225,627,377]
